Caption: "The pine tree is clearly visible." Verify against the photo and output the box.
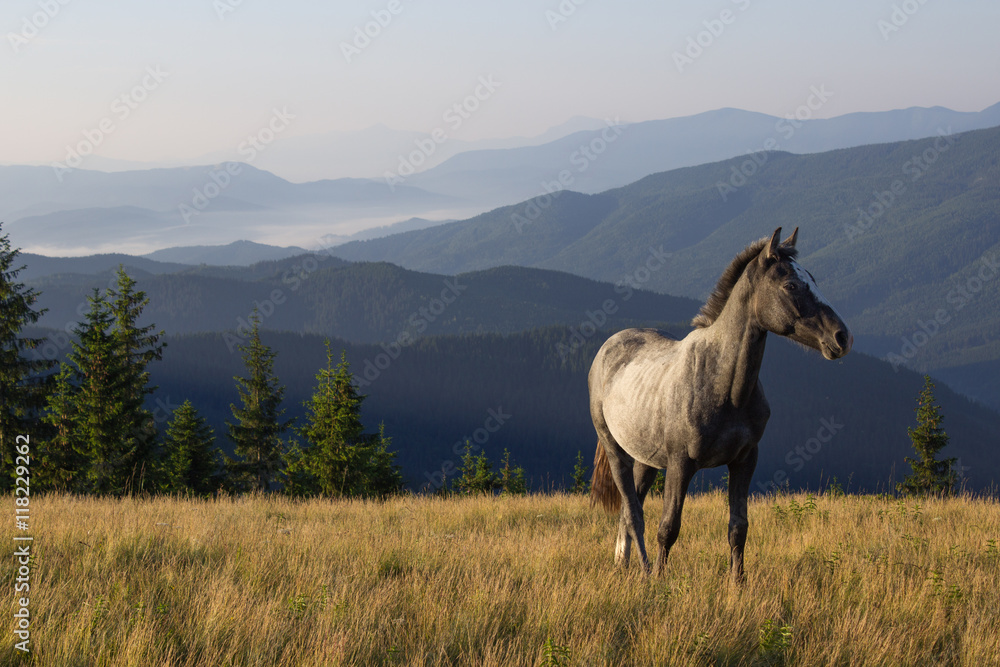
[226,314,292,492]
[284,343,401,498]
[498,448,527,495]
[36,363,85,492]
[36,270,165,495]
[364,423,404,498]
[0,224,55,490]
[107,266,165,484]
[69,290,131,494]
[897,375,957,496]
[58,276,166,495]
[455,443,498,495]
[162,400,221,495]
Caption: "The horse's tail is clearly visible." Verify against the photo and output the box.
[590,440,621,514]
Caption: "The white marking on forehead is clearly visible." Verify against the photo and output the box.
[790,260,838,314]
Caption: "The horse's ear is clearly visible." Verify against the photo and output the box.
[758,227,782,267]
[781,227,798,249]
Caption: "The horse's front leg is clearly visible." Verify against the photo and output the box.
[726,447,758,584]
[653,459,696,578]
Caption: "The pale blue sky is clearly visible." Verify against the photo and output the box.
[2,0,997,165]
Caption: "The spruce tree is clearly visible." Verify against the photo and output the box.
[455,443,498,495]
[0,224,55,490]
[284,343,401,498]
[897,375,957,496]
[37,363,86,492]
[226,314,292,492]
[69,290,131,494]
[162,400,221,495]
[55,273,166,495]
[107,266,165,482]
[364,423,403,498]
[498,448,527,495]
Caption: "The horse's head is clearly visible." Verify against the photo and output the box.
[753,227,852,360]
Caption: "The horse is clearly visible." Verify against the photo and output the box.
[588,227,852,582]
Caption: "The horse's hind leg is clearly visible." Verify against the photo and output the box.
[614,463,658,567]
[614,507,631,567]
[634,462,659,504]
[653,459,696,578]
[727,447,758,584]
[603,443,650,573]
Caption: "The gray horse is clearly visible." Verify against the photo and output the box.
[589,227,851,582]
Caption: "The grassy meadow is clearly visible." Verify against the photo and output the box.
[2,490,999,666]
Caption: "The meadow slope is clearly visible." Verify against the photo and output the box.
[2,492,999,666]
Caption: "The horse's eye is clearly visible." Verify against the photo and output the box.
[784,283,797,292]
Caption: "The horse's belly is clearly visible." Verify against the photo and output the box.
[687,423,756,468]
[604,394,759,469]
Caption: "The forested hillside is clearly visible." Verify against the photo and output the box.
[133,327,1000,493]
[26,259,700,343]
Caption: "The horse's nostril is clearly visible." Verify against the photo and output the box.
[835,330,848,350]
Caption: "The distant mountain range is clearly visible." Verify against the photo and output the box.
[4,102,998,256]
[13,220,453,270]
[142,240,310,266]
[404,102,1000,206]
[0,164,455,256]
[187,116,615,183]
[42,116,612,182]
[332,126,1000,411]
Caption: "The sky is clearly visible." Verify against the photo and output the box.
[1,0,998,168]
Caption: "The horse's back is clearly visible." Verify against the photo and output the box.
[589,328,681,412]
[590,327,677,386]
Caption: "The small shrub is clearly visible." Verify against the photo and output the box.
[825,476,845,498]
[541,637,570,667]
[758,618,793,662]
[498,449,527,496]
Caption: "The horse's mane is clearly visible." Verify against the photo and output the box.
[691,237,798,329]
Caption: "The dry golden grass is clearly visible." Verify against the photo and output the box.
[2,490,998,666]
